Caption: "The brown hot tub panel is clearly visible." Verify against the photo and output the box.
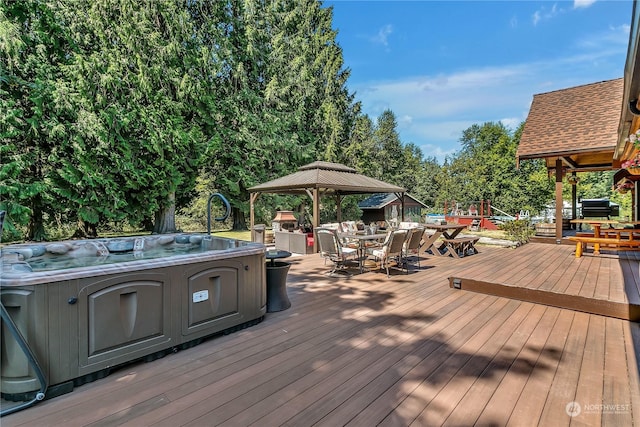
[183,263,241,335]
[78,272,172,373]
[0,234,266,399]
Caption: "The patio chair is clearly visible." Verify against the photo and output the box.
[315,228,358,276]
[338,221,361,249]
[403,226,425,271]
[369,229,408,277]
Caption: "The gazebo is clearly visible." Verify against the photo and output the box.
[248,161,406,250]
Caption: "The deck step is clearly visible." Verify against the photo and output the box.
[448,277,640,321]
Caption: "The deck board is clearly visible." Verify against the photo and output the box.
[438,303,536,426]
[537,311,588,427]
[2,242,639,426]
[602,317,635,426]
[508,309,574,425]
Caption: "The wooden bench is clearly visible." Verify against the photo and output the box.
[440,236,480,258]
[567,236,640,258]
[576,228,640,240]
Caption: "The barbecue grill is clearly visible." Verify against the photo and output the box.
[580,199,620,219]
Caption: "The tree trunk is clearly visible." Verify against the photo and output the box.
[72,218,98,239]
[153,192,177,234]
[231,206,247,230]
[27,194,46,241]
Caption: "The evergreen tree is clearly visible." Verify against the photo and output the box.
[53,0,205,236]
[417,156,443,210]
[344,112,377,175]
[201,0,354,230]
[0,0,72,240]
[373,110,404,185]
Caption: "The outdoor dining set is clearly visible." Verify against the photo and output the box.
[315,220,479,277]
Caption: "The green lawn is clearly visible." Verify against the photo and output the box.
[211,230,252,241]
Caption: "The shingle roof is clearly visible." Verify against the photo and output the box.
[248,161,406,195]
[358,193,427,209]
[517,78,623,166]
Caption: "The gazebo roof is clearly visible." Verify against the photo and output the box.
[517,78,623,172]
[248,161,406,195]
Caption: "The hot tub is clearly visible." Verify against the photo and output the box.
[0,233,266,399]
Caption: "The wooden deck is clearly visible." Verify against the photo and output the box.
[2,242,640,426]
[448,242,640,321]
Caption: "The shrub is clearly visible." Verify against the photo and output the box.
[499,219,534,245]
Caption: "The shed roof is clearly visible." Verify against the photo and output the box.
[248,161,406,195]
[358,193,427,210]
[517,78,623,171]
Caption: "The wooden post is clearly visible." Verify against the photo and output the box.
[313,189,319,252]
[634,182,638,222]
[555,159,563,243]
[571,174,577,229]
[250,193,259,241]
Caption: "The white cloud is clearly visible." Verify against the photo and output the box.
[418,142,459,161]
[398,115,413,127]
[500,117,525,131]
[371,24,393,46]
[532,1,599,26]
[532,11,541,26]
[574,0,597,9]
[532,3,561,26]
[574,24,630,50]
[351,40,625,163]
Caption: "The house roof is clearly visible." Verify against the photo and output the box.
[358,193,427,210]
[248,161,406,195]
[517,78,623,172]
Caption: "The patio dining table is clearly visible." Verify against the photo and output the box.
[338,232,388,272]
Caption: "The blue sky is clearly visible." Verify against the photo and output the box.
[324,0,632,163]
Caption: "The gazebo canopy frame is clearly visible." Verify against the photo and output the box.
[248,161,406,250]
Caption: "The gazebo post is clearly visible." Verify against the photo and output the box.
[249,192,259,241]
[313,189,319,252]
[336,195,342,223]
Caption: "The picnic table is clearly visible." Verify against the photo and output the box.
[569,219,640,257]
[423,223,478,258]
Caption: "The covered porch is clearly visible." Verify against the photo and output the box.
[517,78,625,243]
